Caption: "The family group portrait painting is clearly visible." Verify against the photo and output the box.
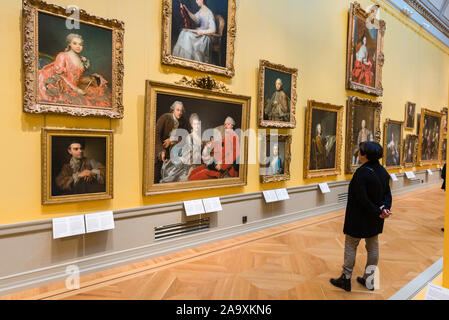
[143,81,250,195]
[345,97,381,174]
[304,101,343,179]
[162,0,237,77]
[346,2,385,97]
[418,109,443,165]
[383,119,403,169]
[258,60,298,128]
[42,128,113,205]
[259,134,291,183]
[23,0,124,118]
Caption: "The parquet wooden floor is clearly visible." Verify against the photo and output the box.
[1,186,445,300]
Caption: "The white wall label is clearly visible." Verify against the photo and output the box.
[184,200,206,216]
[425,283,449,300]
[427,169,433,175]
[85,211,115,233]
[390,173,398,181]
[275,188,290,201]
[52,215,86,239]
[262,190,278,203]
[318,183,331,194]
[203,197,223,213]
[405,171,416,179]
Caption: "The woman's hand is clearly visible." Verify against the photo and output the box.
[196,30,204,36]
[379,208,392,219]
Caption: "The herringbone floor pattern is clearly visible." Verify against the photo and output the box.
[2,186,445,300]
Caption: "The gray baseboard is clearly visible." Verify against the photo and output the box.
[0,168,442,297]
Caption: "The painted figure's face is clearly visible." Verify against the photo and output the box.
[196,0,204,7]
[317,124,322,136]
[69,38,84,54]
[68,143,83,160]
[173,104,183,119]
[363,36,367,45]
[192,119,201,133]
[275,79,282,91]
[224,119,233,130]
[273,145,278,156]
[361,120,366,129]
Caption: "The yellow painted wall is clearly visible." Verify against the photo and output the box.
[0,0,448,226]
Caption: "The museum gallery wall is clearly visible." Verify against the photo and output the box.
[0,0,448,225]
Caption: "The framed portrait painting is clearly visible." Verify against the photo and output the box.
[42,128,113,205]
[441,107,448,136]
[345,96,382,174]
[405,102,416,130]
[258,60,298,128]
[382,119,403,170]
[22,0,124,118]
[304,100,343,179]
[259,134,291,183]
[346,2,386,97]
[161,0,237,77]
[417,108,444,166]
[403,134,418,168]
[143,80,250,196]
[442,138,447,164]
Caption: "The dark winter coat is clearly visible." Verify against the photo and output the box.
[343,160,392,238]
[441,163,446,191]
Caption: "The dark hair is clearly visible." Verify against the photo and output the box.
[67,139,85,150]
[359,141,383,161]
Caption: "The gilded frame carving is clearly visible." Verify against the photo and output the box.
[161,0,237,77]
[42,128,114,205]
[417,108,444,166]
[403,134,418,168]
[143,80,250,196]
[259,134,292,184]
[345,96,382,174]
[258,60,298,128]
[304,100,343,179]
[346,2,386,97]
[22,0,125,118]
[382,118,404,170]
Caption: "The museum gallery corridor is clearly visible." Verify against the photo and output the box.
[2,186,444,300]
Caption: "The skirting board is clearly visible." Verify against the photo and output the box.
[0,168,443,296]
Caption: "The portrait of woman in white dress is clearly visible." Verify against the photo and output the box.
[172,0,217,64]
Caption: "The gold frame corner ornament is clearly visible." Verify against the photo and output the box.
[22,0,125,118]
[303,100,343,179]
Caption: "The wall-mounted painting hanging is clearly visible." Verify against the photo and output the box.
[161,0,236,77]
[143,79,250,195]
[42,128,113,205]
[22,0,124,118]
[258,60,298,128]
[259,134,291,183]
[418,108,444,166]
[442,138,447,164]
[346,2,386,97]
[403,134,418,168]
[304,100,343,179]
[405,102,416,130]
[382,119,403,169]
[345,96,382,174]
[441,107,448,136]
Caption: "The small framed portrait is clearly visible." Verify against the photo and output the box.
[161,0,236,77]
[345,96,382,174]
[258,60,298,128]
[143,80,250,196]
[418,108,444,166]
[304,100,343,179]
[442,138,447,163]
[417,113,421,135]
[441,107,448,136]
[405,102,416,130]
[259,134,291,183]
[382,119,403,169]
[346,2,386,97]
[403,134,418,168]
[22,0,124,118]
[42,128,113,205]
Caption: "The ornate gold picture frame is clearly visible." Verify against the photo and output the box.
[259,134,291,183]
[304,100,343,179]
[405,102,416,130]
[346,2,386,97]
[22,0,125,118]
[403,134,418,168]
[258,60,298,128]
[417,108,444,166]
[382,119,403,170]
[143,80,250,196]
[161,0,237,77]
[42,128,113,205]
[345,96,382,174]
